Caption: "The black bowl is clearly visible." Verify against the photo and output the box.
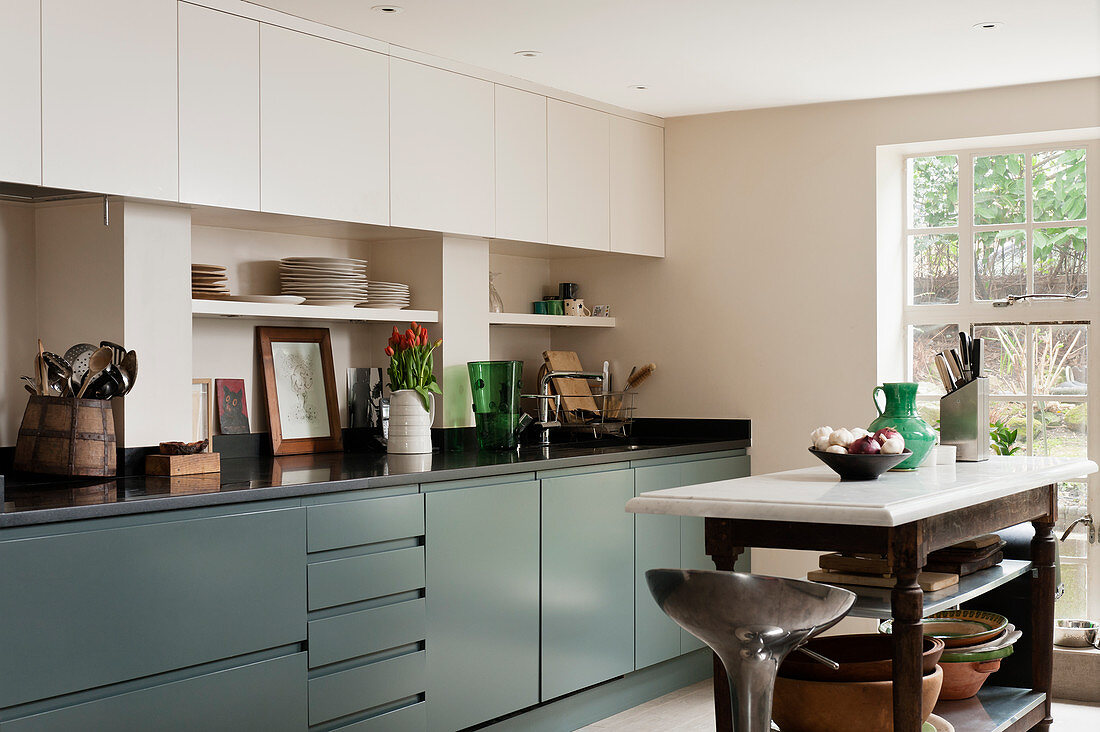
[809,447,911,480]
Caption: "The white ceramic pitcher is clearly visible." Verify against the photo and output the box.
[387,390,435,454]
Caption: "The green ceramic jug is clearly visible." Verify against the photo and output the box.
[868,382,937,470]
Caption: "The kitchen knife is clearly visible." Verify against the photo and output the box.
[948,348,967,388]
[934,353,955,393]
[970,338,983,379]
[959,332,972,382]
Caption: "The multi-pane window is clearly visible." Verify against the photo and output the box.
[903,141,1097,620]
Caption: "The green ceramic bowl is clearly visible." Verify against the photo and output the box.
[940,644,1015,664]
[879,610,1009,648]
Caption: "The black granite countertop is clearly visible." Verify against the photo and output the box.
[0,419,749,527]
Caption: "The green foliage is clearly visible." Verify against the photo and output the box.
[990,419,1024,456]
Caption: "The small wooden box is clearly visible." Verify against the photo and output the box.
[145,452,221,476]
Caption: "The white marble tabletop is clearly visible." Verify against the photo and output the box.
[625,456,1097,527]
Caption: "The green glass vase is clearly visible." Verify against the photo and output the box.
[467,360,523,451]
[867,382,937,470]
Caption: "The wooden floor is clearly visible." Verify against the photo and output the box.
[581,680,1100,731]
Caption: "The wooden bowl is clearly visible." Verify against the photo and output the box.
[779,633,945,682]
[773,665,943,732]
[809,448,911,480]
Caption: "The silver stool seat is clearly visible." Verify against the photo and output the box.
[647,569,855,732]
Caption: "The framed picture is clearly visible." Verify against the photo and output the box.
[258,327,343,455]
[191,378,213,451]
[214,378,250,434]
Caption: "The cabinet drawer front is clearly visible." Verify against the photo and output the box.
[333,702,425,732]
[2,653,307,732]
[307,493,424,553]
[309,651,425,725]
[309,598,426,669]
[308,546,425,611]
[0,507,306,708]
[680,455,750,485]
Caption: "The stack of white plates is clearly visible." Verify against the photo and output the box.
[192,264,229,299]
[361,280,411,309]
[280,257,368,307]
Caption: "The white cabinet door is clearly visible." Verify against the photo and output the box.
[611,117,665,257]
[495,86,547,244]
[390,59,494,237]
[41,0,178,199]
[0,0,40,185]
[260,24,388,225]
[547,100,609,251]
[179,4,259,211]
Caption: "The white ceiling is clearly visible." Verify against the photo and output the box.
[246,0,1100,118]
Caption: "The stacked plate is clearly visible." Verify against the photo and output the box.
[361,280,411,309]
[192,264,229,299]
[280,257,368,307]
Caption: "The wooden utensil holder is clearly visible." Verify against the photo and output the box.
[14,395,117,477]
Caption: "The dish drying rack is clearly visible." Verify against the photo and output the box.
[523,369,636,442]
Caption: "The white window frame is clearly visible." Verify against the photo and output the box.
[902,139,1099,620]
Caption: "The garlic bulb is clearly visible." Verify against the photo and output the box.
[851,427,871,439]
[828,428,855,447]
[880,435,905,454]
[825,444,847,454]
[810,426,833,451]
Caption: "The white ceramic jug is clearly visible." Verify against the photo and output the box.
[387,390,434,454]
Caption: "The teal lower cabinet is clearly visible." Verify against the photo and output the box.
[424,477,540,732]
[0,653,307,732]
[632,451,751,662]
[303,487,427,731]
[0,504,306,709]
[541,465,635,701]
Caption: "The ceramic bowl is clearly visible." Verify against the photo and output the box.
[880,610,1009,648]
[779,634,945,682]
[808,448,911,480]
[938,647,1013,700]
[772,665,943,732]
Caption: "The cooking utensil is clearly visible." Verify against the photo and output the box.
[36,339,47,396]
[970,338,983,379]
[100,341,126,366]
[959,332,972,381]
[941,350,963,388]
[64,343,99,387]
[77,347,113,398]
[119,350,138,395]
[948,349,966,388]
[42,352,73,396]
[934,353,954,393]
[24,384,36,396]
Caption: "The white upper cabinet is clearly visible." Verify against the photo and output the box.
[495,86,547,244]
[260,24,389,225]
[611,117,665,257]
[0,0,40,186]
[41,0,178,199]
[390,59,494,237]
[179,4,260,211]
[547,100,610,251]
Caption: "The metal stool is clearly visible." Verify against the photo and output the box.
[646,569,855,732]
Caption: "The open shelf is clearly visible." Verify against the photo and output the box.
[837,560,1032,620]
[935,685,1045,732]
[192,299,439,324]
[488,312,616,328]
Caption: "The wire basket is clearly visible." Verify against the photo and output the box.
[553,390,637,438]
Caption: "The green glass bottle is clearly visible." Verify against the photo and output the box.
[868,382,937,470]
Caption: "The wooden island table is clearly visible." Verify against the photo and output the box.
[626,456,1097,732]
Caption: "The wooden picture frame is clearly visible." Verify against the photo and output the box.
[258,327,343,456]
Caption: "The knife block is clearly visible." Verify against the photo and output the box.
[940,377,989,462]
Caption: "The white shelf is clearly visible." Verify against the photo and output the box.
[488,312,616,328]
[192,299,438,323]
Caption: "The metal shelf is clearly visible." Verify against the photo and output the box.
[835,560,1032,620]
[935,685,1045,732]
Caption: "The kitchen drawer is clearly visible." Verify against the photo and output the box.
[0,507,306,708]
[308,546,425,611]
[1,653,306,732]
[332,702,426,732]
[309,651,425,726]
[307,493,423,553]
[309,598,426,669]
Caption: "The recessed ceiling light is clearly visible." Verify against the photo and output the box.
[514,50,542,58]
[972,21,1004,31]
[628,84,649,91]
[372,5,403,14]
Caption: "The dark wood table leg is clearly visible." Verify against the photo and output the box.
[705,519,744,732]
[1030,486,1058,731]
[891,525,924,732]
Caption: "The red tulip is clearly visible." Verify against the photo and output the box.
[420,332,428,346]
[420,326,428,336]
[410,321,420,331]
[434,339,443,348]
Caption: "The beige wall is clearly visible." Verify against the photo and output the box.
[551,76,1100,581]
[0,204,37,444]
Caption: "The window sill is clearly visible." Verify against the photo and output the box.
[1053,645,1100,702]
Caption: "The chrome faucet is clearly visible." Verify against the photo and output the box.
[526,369,608,447]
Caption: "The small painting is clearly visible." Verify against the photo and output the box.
[215,378,250,434]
